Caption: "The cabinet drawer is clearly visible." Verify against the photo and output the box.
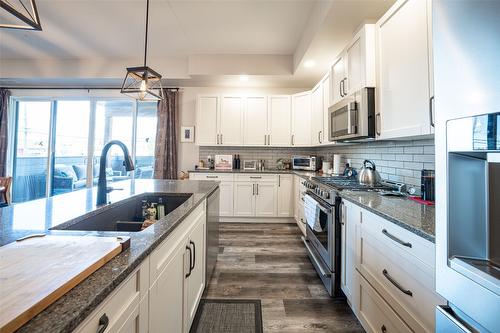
[234,174,277,182]
[357,271,412,333]
[358,222,444,332]
[150,203,205,283]
[189,173,233,181]
[74,266,142,333]
[361,209,435,268]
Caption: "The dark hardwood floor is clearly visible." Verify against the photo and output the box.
[203,223,364,332]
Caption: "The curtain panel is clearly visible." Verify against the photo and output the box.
[153,89,178,180]
[0,89,10,177]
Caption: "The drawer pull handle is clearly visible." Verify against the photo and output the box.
[97,313,109,333]
[381,325,387,333]
[206,176,219,179]
[249,176,262,179]
[185,246,192,278]
[382,269,413,296]
[382,229,412,248]
[190,240,196,271]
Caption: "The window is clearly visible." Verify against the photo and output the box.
[10,97,158,203]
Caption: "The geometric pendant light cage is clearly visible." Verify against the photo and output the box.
[0,0,42,30]
[121,0,164,101]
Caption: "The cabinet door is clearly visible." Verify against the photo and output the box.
[186,218,206,330]
[220,96,243,145]
[346,36,362,94]
[311,83,324,145]
[196,96,219,145]
[233,182,255,216]
[268,96,292,146]
[376,0,431,139]
[219,181,234,216]
[255,182,277,217]
[340,200,360,310]
[277,175,293,217]
[293,176,300,221]
[149,241,187,333]
[291,92,311,146]
[321,73,331,144]
[331,56,346,105]
[244,96,268,146]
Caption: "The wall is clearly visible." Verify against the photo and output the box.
[177,86,306,172]
[317,138,435,187]
[197,137,435,188]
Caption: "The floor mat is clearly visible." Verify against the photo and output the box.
[190,299,263,333]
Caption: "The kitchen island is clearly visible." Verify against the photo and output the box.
[0,179,219,333]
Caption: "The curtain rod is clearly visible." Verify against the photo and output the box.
[0,87,181,91]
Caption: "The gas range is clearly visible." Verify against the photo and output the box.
[302,176,397,204]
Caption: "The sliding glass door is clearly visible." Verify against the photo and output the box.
[11,97,157,203]
[12,101,52,202]
[136,102,157,179]
[94,100,134,184]
[52,101,91,196]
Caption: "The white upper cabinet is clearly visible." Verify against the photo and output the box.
[243,96,268,146]
[311,81,324,145]
[196,95,219,146]
[219,96,244,146]
[291,91,311,146]
[268,95,292,146]
[376,0,433,139]
[330,24,376,106]
[331,56,346,105]
[322,73,331,144]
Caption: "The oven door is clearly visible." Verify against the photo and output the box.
[329,96,357,141]
[305,195,334,270]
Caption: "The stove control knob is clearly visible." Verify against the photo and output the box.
[323,192,330,199]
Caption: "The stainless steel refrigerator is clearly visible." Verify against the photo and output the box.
[434,1,500,332]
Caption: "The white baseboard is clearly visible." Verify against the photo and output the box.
[220,216,295,223]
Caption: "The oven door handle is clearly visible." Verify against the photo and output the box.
[306,192,332,214]
[301,236,331,278]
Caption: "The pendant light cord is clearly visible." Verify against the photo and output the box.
[144,0,149,67]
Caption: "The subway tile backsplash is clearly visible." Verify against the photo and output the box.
[198,138,435,188]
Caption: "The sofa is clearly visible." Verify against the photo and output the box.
[52,164,125,195]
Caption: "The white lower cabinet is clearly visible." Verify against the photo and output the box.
[234,182,255,216]
[188,173,234,216]
[357,272,412,333]
[349,205,445,333]
[185,217,206,329]
[277,174,293,217]
[77,202,207,333]
[149,243,186,333]
[293,175,306,235]
[340,200,360,308]
[233,177,277,217]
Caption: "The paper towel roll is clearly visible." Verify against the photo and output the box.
[333,154,342,175]
[322,161,331,172]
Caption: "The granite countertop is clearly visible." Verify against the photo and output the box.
[189,168,295,174]
[339,191,435,242]
[0,179,219,333]
[189,169,435,242]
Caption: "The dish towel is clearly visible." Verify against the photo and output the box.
[304,194,322,232]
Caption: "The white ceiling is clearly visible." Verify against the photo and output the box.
[0,0,395,88]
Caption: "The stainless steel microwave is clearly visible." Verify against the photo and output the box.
[292,156,321,171]
[328,87,375,142]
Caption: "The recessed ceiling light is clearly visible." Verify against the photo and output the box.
[239,75,249,81]
[304,60,316,68]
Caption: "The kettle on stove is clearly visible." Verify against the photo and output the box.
[357,160,381,186]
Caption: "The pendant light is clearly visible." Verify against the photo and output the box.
[0,0,42,30]
[121,0,164,101]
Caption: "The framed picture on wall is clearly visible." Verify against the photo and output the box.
[181,126,194,142]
